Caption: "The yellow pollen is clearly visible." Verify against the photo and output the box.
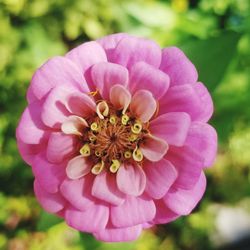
[88,89,98,97]
[90,122,99,131]
[95,150,102,157]
[89,135,96,142]
[109,159,121,173]
[129,133,138,142]
[121,114,130,125]
[131,122,142,134]
[91,161,105,175]
[109,115,117,125]
[133,147,143,162]
[79,144,91,156]
[96,101,109,119]
[124,151,132,159]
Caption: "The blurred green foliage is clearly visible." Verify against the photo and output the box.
[0,0,249,249]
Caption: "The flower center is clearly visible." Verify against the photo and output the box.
[79,100,149,174]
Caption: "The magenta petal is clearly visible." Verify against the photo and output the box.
[160,47,198,85]
[34,180,65,213]
[166,146,203,190]
[150,112,191,146]
[111,196,156,228]
[32,153,65,193]
[185,122,217,167]
[140,135,168,162]
[65,204,109,233]
[110,36,161,69]
[130,90,157,123]
[90,62,129,99]
[144,159,177,199]
[66,41,107,73]
[94,223,142,242]
[163,171,206,215]
[46,132,77,163]
[129,62,170,99]
[92,172,125,206]
[16,100,46,145]
[60,175,95,211]
[117,164,146,196]
[27,56,88,103]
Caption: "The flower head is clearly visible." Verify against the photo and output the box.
[16,33,217,242]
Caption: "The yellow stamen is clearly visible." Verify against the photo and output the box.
[96,101,109,119]
[91,161,105,175]
[95,150,102,157]
[88,89,98,97]
[79,144,91,157]
[121,114,130,125]
[90,122,99,131]
[133,146,143,162]
[129,134,138,142]
[109,115,117,125]
[89,135,96,142]
[109,159,121,173]
[124,151,132,159]
[131,122,142,134]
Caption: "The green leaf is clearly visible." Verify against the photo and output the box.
[180,31,241,91]
[37,211,63,231]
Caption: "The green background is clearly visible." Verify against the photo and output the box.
[0,0,250,249]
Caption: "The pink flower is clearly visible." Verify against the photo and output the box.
[16,33,217,242]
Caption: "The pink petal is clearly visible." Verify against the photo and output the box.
[117,164,146,196]
[90,62,129,99]
[144,159,177,199]
[129,62,170,99]
[32,153,65,193]
[65,203,109,233]
[16,100,46,145]
[61,115,88,136]
[163,171,206,215]
[140,135,168,162]
[150,112,191,146]
[94,223,142,242]
[27,56,88,103]
[66,155,92,179]
[41,86,73,129]
[34,180,65,213]
[109,84,131,113]
[65,92,96,118]
[160,47,198,85]
[185,122,217,167]
[92,171,125,206]
[111,196,156,228]
[66,41,107,73]
[165,146,203,190]
[153,199,180,224]
[46,132,77,163]
[130,90,157,122]
[110,36,161,69]
[60,175,95,211]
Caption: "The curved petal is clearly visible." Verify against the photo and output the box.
[46,132,77,163]
[165,146,203,190]
[144,159,177,199]
[66,155,92,180]
[130,90,157,123]
[111,196,156,228]
[150,112,191,146]
[60,175,95,211]
[160,47,198,85]
[94,224,142,242]
[65,203,109,233]
[32,153,65,193]
[34,180,65,213]
[61,115,88,136]
[117,164,146,196]
[185,122,217,167]
[66,41,107,73]
[163,171,206,215]
[92,171,125,206]
[27,56,88,103]
[109,84,131,113]
[110,36,161,69]
[129,62,170,99]
[140,134,168,162]
[90,62,129,99]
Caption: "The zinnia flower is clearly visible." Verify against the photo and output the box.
[16,33,217,242]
